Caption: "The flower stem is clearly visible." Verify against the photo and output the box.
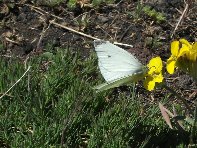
[163,84,193,115]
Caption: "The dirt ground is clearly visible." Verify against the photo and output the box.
[0,1,196,110]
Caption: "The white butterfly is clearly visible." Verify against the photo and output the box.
[94,40,145,92]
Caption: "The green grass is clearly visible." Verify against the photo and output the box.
[142,6,166,23]
[0,47,191,147]
[132,3,166,23]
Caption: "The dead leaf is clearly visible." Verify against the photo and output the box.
[159,102,173,129]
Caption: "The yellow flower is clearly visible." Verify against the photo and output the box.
[166,39,189,74]
[186,42,197,61]
[144,57,163,91]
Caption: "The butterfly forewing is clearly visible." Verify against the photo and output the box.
[94,40,143,82]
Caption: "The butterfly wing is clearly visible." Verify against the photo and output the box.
[94,40,143,82]
[94,73,144,92]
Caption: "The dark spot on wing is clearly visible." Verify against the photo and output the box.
[97,50,105,52]
[94,40,107,47]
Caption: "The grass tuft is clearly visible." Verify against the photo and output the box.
[0,46,191,147]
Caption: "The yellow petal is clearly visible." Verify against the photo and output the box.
[144,77,155,91]
[155,57,162,73]
[178,44,189,57]
[166,57,176,74]
[193,42,197,50]
[148,66,155,75]
[171,41,179,56]
[190,42,197,61]
[147,81,155,91]
[153,73,163,82]
[148,57,162,73]
[185,42,197,61]
[179,38,192,49]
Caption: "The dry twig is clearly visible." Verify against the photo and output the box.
[171,2,189,38]
[0,66,31,99]
[27,4,134,47]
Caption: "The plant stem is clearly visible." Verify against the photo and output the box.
[163,84,193,115]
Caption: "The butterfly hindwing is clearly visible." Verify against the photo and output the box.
[94,73,144,92]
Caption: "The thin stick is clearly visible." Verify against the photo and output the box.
[171,3,188,38]
[0,66,31,99]
[26,4,64,20]
[50,20,99,40]
[51,21,133,47]
[36,21,51,51]
[5,37,20,45]
[113,41,133,47]
[27,4,134,48]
